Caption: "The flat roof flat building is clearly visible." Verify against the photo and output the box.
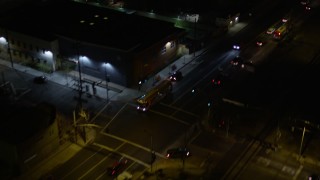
[0,0,186,87]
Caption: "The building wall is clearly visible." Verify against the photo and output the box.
[0,29,58,73]
[0,25,184,88]
[57,37,131,86]
[133,37,182,86]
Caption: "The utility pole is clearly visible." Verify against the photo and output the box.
[5,29,14,69]
[73,111,77,143]
[105,62,109,102]
[75,42,83,110]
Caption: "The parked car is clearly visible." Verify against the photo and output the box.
[33,75,47,84]
[166,147,190,159]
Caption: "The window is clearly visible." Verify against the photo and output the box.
[161,46,166,54]
[170,41,175,48]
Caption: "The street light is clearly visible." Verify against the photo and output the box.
[5,29,14,69]
[75,42,83,110]
[105,62,110,102]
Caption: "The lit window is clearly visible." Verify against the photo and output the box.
[161,46,166,54]
[170,41,175,48]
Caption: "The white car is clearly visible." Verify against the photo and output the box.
[115,171,133,180]
[266,27,275,34]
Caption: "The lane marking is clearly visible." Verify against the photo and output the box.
[293,165,303,180]
[78,142,126,180]
[149,109,190,125]
[60,147,103,180]
[99,132,166,159]
[159,102,199,118]
[92,142,151,168]
[100,103,128,133]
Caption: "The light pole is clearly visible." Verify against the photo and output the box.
[105,62,109,102]
[76,42,83,110]
[5,29,14,69]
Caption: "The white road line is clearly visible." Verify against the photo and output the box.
[99,132,166,159]
[92,142,151,168]
[78,142,126,180]
[149,109,190,125]
[60,147,103,180]
[159,102,199,118]
[100,103,128,133]
[91,101,111,121]
[293,165,303,180]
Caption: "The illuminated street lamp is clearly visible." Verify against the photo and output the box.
[76,43,83,109]
[4,30,14,68]
[104,62,110,102]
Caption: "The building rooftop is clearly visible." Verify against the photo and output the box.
[0,0,185,52]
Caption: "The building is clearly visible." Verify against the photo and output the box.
[0,0,186,87]
[0,102,61,179]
